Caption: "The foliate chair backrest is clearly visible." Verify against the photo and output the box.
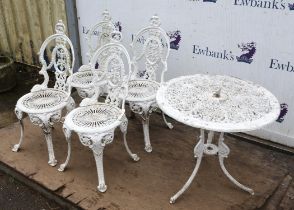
[35,20,75,95]
[131,15,170,84]
[90,31,131,110]
[86,10,115,62]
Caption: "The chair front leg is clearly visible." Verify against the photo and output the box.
[29,111,61,167]
[130,101,155,153]
[92,144,107,192]
[120,115,140,161]
[142,112,152,152]
[12,108,25,152]
[43,126,57,166]
[58,124,72,172]
[79,132,114,192]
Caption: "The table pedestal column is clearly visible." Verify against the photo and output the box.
[170,129,254,204]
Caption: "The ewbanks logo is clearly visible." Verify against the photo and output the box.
[114,21,122,32]
[276,103,288,123]
[189,0,294,10]
[131,30,182,51]
[167,30,182,50]
[188,0,218,3]
[192,45,234,61]
[81,20,122,36]
[192,42,256,64]
[233,0,287,10]
[288,3,294,10]
[203,0,217,2]
[236,42,256,64]
[269,59,294,72]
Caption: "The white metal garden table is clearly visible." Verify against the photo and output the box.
[156,74,280,203]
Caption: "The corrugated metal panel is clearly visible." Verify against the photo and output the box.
[0,0,67,66]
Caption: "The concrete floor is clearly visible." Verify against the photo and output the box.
[0,108,293,210]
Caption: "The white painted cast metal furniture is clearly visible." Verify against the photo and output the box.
[71,10,115,99]
[59,31,139,192]
[126,15,173,153]
[156,74,280,203]
[12,20,75,166]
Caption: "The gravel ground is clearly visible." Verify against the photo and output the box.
[0,170,63,210]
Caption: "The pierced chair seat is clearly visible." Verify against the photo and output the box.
[16,89,69,114]
[73,10,115,100]
[71,70,106,98]
[64,103,123,133]
[71,70,94,87]
[126,80,160,102]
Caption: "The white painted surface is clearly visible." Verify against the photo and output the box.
[76,0,294,147]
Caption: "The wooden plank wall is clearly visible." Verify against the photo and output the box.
[0,0,67,66]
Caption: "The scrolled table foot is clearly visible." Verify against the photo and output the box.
[12,144,21,152]
[48,159,57,167]
[144,145,152,153]
[58,163,66,172]
[97,183,107,193]
[131,154,140,162]
[162,112,173,129]
[170,197,176,204]
[166,122,173,129]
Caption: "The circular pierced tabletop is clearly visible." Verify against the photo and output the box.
[17,89,68,114]
[127,80,160,102]
[156,74,280,132]
[64,103,123,133]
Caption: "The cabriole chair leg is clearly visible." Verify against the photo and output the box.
[12,109,24,152]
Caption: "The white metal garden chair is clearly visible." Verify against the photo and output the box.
[126,15,172,153]
[71,10,115,99]
[12,20,75,166]
[58,31,139,192]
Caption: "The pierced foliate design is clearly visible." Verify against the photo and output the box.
[150,15,161,27]
[163,75,280,126]
[110,30,122,42]
[55,20,66,34]
[53,43,71,92]
[21,89,68,111]
[79,135,94,147]
[131,15,169,82]
[36,20,74,93]
[141,37,162,80]
[72,104,121,128]
[96,46,128,108]
[105,86,126,108]
[127,80,159,101]
[106,55,124,85]
[86,10,115,60]
[101,133,114,146]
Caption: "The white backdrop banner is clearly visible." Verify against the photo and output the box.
[76,0,294,147]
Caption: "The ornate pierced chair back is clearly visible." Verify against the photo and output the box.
[131,15,170,83]
[90,31,131,109]
[36,20,75,95]
[86,10,115,62]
